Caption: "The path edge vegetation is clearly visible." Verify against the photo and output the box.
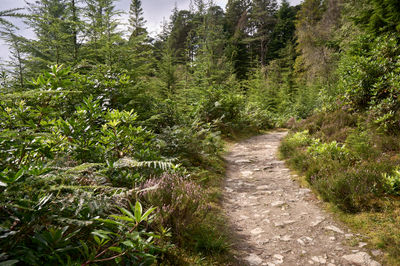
[1,0,400,264]
[279,114,400,265]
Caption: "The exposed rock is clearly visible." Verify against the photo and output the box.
[325,225,344,234]
[274,222,284,227]
[297,236,313,246]
[359,242,368,248]
[239,215,249,220]
[225,187,233,193]
[271,201,285,207]
[235,159,251,164]
[273,254,284,264]
[283,220,296,225]
[311,216,325,227]
[371,250,383,257]
[342,252,381,266]
[311,256,327,264]
[251,228,264,235]
[345,233,354,239]
[281,235,292,242]
[245,254,263,265]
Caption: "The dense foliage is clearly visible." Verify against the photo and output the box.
[1,0,400,264]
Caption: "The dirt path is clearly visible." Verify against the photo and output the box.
[223,132,382,266]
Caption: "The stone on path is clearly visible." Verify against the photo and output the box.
[235,159,251,164]
[223,133,381,266]
[281,235,292,242]
[272,254,284,264]
[342,252,381,266]
[271,200,285,207]
[251,228,264,235]
[297,236,313,246]
[325,225,344,234]
[310,216,325,227]
[241,170,253,177]
[245,254,263,265]
[311,256,327,264]
[371,250,383,257]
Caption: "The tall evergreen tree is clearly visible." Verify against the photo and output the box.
[0,8,24,32]
[225,0,251,79]
[358,0,400,35]
[129,0,147,38]
[68,0,81,63]
[267,0,298,61]
[83,0,122,66]
[25,0,75,71]
[248,0,278,66]
[1,30,27,88]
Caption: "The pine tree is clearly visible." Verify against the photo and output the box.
[267,0,298,61]
[0,8,24,32]
[82,0,122,66]
[168,10,196,63]
[68,0,81,63]
[25,0,75,71]
[129,0,147,39]
[225,0,251,79]
[358,0,400,34]
[1,30,27,88]
[248,0,278,66]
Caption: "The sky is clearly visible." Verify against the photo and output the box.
[0,0,302,62]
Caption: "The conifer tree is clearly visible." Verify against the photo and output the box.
[0,8,24,32]
[129,0,147,38]
[267,0,298,61]
[359,0,400,34]
[225,0,251,79]
[248,0,278,66]
[1,30,27,88]
[25,0,75,71]
[83,0,122,66]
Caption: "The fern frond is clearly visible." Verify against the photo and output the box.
[114,157,176,171]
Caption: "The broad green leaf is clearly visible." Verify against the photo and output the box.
[109,247,122,253]
[134,201,142,223]
[95,218,124,226]
[109,215,135,223]
[117,206,134,219]
[141,207,156,221]
[122,240,134,248]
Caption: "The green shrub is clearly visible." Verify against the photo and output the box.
[307,140,351,162]
[157,120,222,168]
[383,168,400,196]
[345,130,377,160]
[313,162,389,212]
[280,130,313,158]
[243,103,275,130]
[338,34,400,132]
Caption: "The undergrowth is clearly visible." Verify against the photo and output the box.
[280,110,400,263]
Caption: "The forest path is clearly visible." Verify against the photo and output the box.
[223,131,381,266]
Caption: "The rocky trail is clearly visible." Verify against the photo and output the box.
[223,132,382,266]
